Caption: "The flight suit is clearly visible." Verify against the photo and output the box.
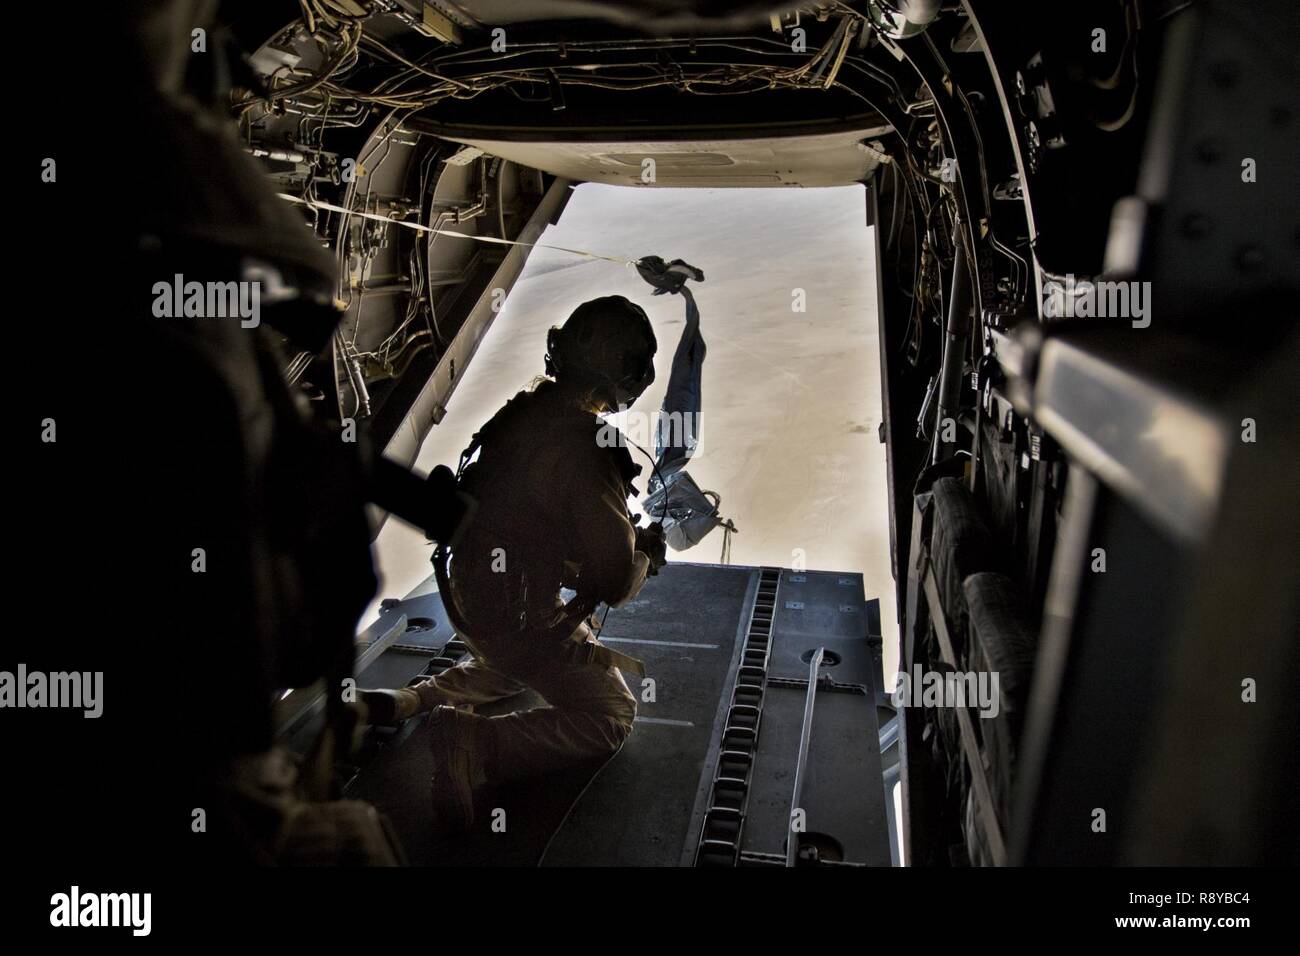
[410,380,651,784]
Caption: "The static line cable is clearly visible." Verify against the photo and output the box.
[277,192,641,266]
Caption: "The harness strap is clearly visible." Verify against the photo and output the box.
[433,546,645,677]
[559,632,646,678]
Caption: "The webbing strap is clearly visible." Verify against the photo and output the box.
[432,546,644,677]
[564,635,646,679]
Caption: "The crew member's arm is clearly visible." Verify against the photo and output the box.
[562,439,651,606]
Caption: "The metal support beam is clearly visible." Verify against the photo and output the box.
[786,646,825,866]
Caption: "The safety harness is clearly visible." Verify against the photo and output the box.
[431,545,646,677]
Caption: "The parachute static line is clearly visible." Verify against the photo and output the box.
[277,192,641,266]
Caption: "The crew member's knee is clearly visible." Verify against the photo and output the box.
[610,705,635,745]
[601,682,637,749]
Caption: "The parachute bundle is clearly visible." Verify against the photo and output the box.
[634,256,737,561]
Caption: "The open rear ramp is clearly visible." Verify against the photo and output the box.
[344,563,892,866]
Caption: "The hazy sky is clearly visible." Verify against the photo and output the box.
[366,183,899,681]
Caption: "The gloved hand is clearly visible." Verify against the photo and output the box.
[636,255,704,296]
[635,522,668,575]
[358,687,421,726]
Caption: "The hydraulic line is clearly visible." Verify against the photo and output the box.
[932,221,973,463]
